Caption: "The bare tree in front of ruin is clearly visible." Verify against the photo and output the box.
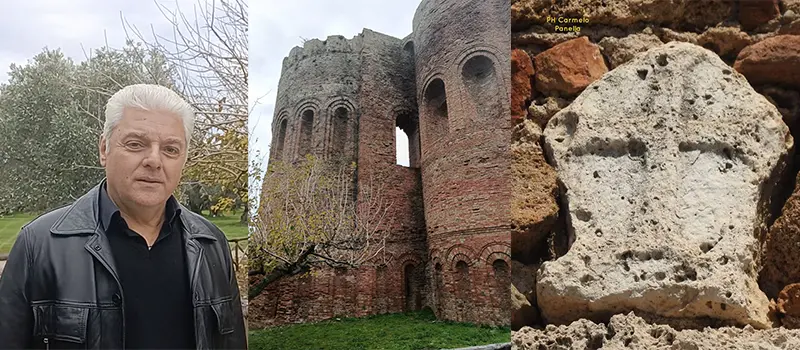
[247,156,394,299]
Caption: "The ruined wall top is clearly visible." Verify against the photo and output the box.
[282,34,365,72]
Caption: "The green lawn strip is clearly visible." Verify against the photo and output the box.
[0,211,246,255]
[248,310,510,350]
[0,213,36,255]
[205,211,248,240]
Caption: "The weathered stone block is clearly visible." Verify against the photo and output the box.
[512,313,800,349]
[511,0,733,30]
[778,283,800,329]
[761,171,800,298]
[512,120,559,263]
[598,33,664,69]
[739,0,780,31]
[512,283,539,330]
[697,27,753,57]
[534,37,608,96]
[528,97,569,129]
[512,49,534,121]
[539,42,792,328]
[734,35,800,88]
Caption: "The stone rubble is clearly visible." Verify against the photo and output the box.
[512,312,800,350]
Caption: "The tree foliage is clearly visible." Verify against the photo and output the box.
[0,44,176,214]
[248,156,393,299]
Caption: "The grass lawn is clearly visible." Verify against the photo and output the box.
[248,309,510,350]
[201,210,248,240]
[0,211,247,255]
[0,213,36,255]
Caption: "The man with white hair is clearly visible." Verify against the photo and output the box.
[0,84,247,349]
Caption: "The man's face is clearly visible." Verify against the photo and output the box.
[99,108,187,209]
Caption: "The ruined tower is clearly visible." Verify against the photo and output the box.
[269,35,361,165]
[258,0,510,327]
[412,0,512,324]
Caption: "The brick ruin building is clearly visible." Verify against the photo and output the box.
[254,0,511,327]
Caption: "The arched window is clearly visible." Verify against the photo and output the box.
[331,107,348,155]
[492,259,510,314]
[403,41,415,57]
[274,119,288,161]
[298,110,314,157]
[403,263,421,311]
[455,260,470,297]
[395,111,420,168]
[462,55,495,83]
[434,262,444,315]
[492,259,509,280]
[462,55,501,120]
[424,78,448,137]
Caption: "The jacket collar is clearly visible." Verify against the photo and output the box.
[50,180,218,241]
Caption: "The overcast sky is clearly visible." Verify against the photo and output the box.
[249,0,421,195]
[1,0,202,84]
[2,0,421,204]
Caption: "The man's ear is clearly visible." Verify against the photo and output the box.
[99,135,107,167]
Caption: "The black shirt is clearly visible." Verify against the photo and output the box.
[99,184,196,349]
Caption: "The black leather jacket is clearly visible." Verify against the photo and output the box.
[0,183,247,349]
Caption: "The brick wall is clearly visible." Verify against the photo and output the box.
[255,0,512,328]
[413,0,512,325]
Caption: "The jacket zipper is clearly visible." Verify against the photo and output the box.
[43,337,49,350]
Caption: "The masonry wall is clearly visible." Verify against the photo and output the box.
[250,240,428,327]
[253,29,432,328]
[356,28,429,313]
[357,29,426,236]
[509,0,800,336]
[256,0,513,328]
[412,0,512,326]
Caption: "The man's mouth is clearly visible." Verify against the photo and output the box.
[136,178,163,184]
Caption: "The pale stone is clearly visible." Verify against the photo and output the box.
[787,0,800,14]
[539,42,792,329]
[512,283,539,330]
[654,27,699,45]
[697,27,753,57]
[528,97,569,129]
[599,34,664,68]
[511,313,800,350]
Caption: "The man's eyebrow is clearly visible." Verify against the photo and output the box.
[163,137,185,145]
[120,131,148,140]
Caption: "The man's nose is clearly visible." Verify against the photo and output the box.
[142,144,163,169]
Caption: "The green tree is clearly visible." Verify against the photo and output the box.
[0,43,177,214]
[0,50,87,213]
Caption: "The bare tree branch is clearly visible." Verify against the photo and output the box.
[248,156,394,298]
